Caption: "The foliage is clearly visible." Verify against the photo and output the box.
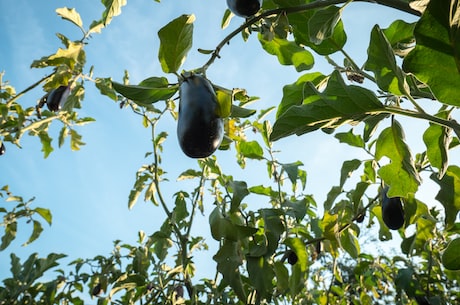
[1,0,460,304]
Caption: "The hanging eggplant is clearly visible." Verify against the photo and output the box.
[381,186,405,230]
[226,0,262,18]
[177,74,223,158]
[46,85,71,112]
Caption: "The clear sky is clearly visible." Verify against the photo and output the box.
[1,0,438,294]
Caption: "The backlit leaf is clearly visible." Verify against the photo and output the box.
[403,0,460,106]
[431,166,460,229]
[375,120,421,197]
[259,35,314,72]
[158,14,195,73]
[101,0,127,26]
[364,25,409,95]
[56,7,83,29]
[271,71,384,141]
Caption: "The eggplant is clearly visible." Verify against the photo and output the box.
[177,74,224,158]
[381,186,405,230]
[226,0,262,18]
[46,85,70,112]
[287,250,298,265]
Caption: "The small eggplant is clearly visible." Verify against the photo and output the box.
[226,0,262,18]
[177,74,223,158]
[381,186,405,230]
[46,85,70,112]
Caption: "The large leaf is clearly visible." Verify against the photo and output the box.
[271,70,385,141]
[258,35,314,72]
[276,72,326,118]
[431,166,460,229]
[403,0,460,106]
[158,14,195,73]
[364,25,409,96]
[213,240,246,301]
[375,120,421,197]
[112,77,178,105]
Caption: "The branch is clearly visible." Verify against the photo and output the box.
[7,74,52,104]
[201,0,420,71]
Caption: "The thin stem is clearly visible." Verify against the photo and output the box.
[7,74,52,104]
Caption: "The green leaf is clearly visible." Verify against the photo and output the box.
[403,0,460,106]
[221,9,233,29]
[158,14,195,73]
[339,159,361,188]
[209,208,237,241]
[281,161,303,187]
[70,129,85,151]
[56,7,83,29]
[276,72,326,119]
[273,261,289,293]
[101,0,127,26]
[290,9,347,55]
[423,111,451,178]
[213,240,246,301]
[258,35,314,72]
[34,207,52,225]
[308,6,341,45]
[431,166,460,229]
[375,120,421,197]
[39,131,53,158]
[382,19,416,56]
[238,140,264,159]
[22,220,43,246]
[335,129,364,148]
[112,81,178,105]
[95,78,117,101]
[214,88,233,118]
[442,238,460,270]
[1,222,17,250]
[31,42,84,69]
[231,104,256,118]
[271,71,384,141]
[229,181,249,213]
[339,228,360,258]
[247,256,274,299]
[364,25,409,95]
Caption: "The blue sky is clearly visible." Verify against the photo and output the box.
[1,0,442,294]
